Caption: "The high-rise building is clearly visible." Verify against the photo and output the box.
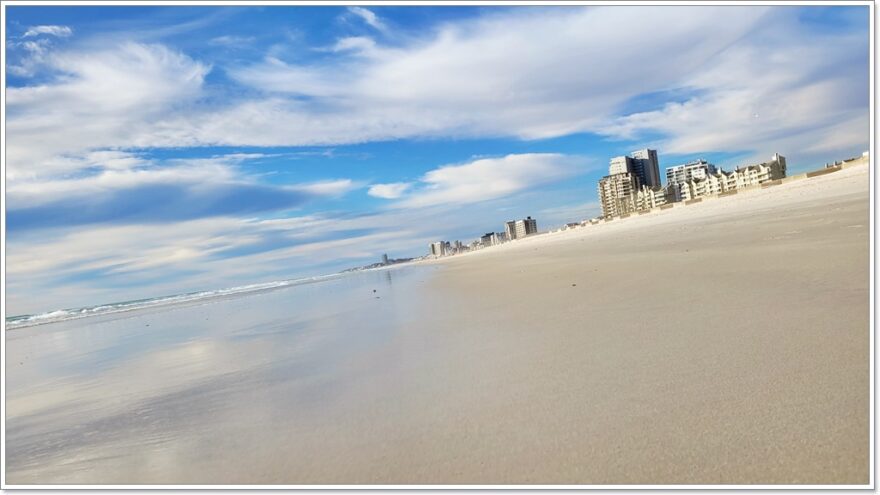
[515,217,537,238]
[631,149,661,188]
[609,156,633,175]
[504,217,538,240]
[598,172,640,218]
[480,232,499,247]
[429,242,446,257]
[381,253,389,265]
[504,221,517,241]
[666,159,718,186]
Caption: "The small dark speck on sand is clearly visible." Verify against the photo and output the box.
[572,284,577,287]
[372,289,377,293]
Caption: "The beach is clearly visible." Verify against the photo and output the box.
[418,161,871,484]
[5,162,870,485]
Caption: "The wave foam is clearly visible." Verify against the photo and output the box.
[6,273,344,330]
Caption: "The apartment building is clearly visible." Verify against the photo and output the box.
[666,159,717,186]
[678,154,787,200]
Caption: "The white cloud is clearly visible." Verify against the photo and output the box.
[6,153,359,229]
[330,36,377,54]
[6,42,210,179]
[368,182,412,199]
[396,153,584,208]
[598,20,869,166]
[6,8,869,180]
[217,7,770,142]
[7,39,53,76]
[208,35,255,46]
[348,7,388,33]
[23,25,72,38]
[295,179,360,196]
[5,211,426,315]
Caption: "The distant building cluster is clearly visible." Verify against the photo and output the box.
[598,150,787,219]
[428,216,538,258]
[341,253,415,273]
[371,147,864,267]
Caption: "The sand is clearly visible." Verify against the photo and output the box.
[416,161,871,484]
[5,162,870,485]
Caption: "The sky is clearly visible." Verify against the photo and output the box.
[4,4,871,316]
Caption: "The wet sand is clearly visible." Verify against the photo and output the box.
[5,163,870,485]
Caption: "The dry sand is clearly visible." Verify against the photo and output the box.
[5,162,870,485]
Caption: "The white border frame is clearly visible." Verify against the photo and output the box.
[1,0,874,490]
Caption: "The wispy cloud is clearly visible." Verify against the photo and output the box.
[296,179,361,197]
[597,16,869,164]
[209,35,255,46]
[328,36,377,54]
[6,154,358,231]
[7,42,210,179]
[23,25,72,37]
[395,154,585,208]
[5,211,426,315]
[6,8,869,178]
[7,39,53,76]
[368,182,412,199]
[347,7,388,33]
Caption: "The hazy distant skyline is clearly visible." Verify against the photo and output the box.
[5,4,870,315]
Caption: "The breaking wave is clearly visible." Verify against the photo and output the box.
[6,273,345,330]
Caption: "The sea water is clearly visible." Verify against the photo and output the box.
[6,265,441,484]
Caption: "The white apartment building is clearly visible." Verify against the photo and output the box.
[679,154,787,201]
[609,156,633,175]
[504,221,517,241]
[666,159,717,186]
[505,217,538,240]
[634,184,674,210]
[734,153,787,187]
[515,217,537,238]
[598,172,639,218]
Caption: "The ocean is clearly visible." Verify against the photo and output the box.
[6,265,442,484]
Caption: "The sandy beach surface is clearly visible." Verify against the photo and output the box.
[6,163,870,485]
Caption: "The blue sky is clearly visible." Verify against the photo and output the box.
[4,4,870,315]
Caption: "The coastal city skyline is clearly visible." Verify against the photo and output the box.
[5,5,870,316]
[422,146,868,261]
